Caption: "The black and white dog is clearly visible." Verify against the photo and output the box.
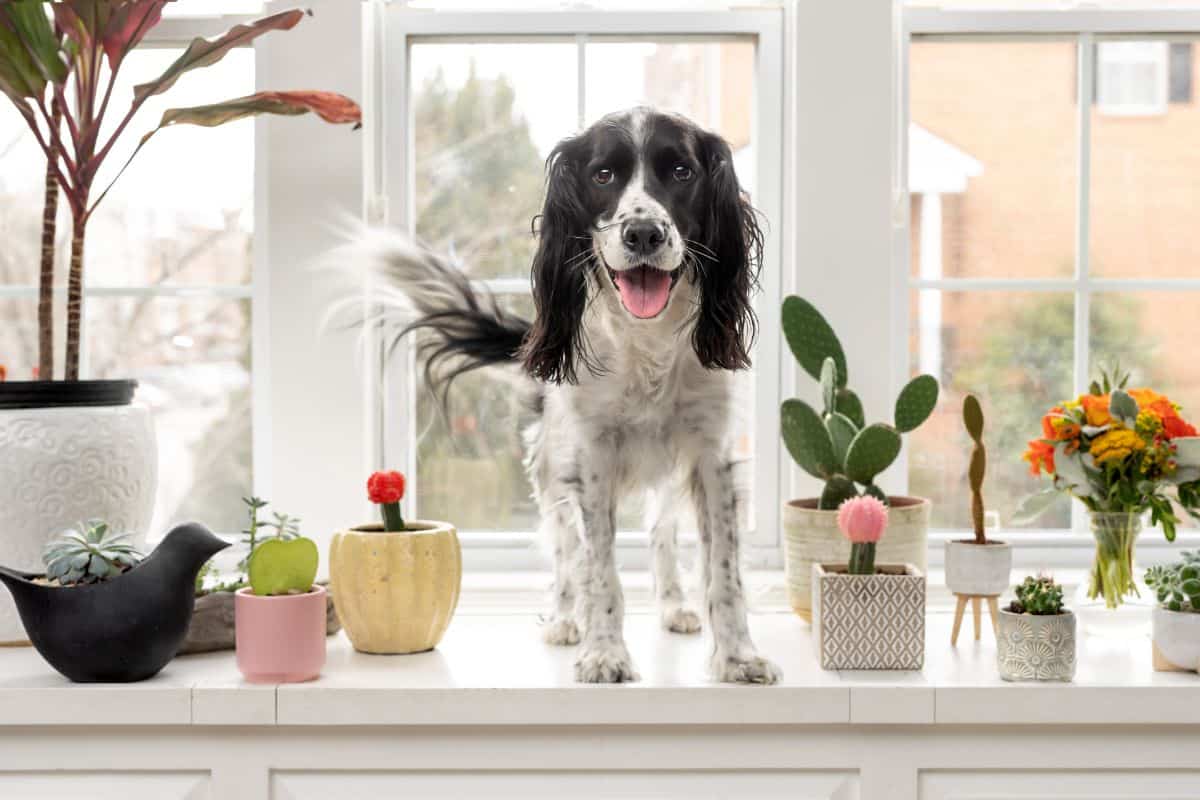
[363,107,780,684]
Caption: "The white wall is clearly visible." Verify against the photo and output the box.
[257,0,367,565]
[788,0,900,501]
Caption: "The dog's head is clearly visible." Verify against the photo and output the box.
[520,107,763,384]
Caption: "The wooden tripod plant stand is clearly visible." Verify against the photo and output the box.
[951,594,1000,645]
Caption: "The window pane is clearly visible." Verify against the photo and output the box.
[411,42,577,280]
[0,297,39,379]
[585,39,757,195]
[0,104,58,287]
[88,297,252,535]
[908,290,1074,530]
[88,48,254,287]
[165,1,265,15]
[1090,41,1200,278]
[909,41,1076,279]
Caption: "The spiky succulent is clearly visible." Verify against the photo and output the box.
[43,519,142,586]
[1010,574,1065,615]
[1145,551,1200,613]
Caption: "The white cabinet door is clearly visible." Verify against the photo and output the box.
[273,770,860,800]
[0,772,210,800]
[921,770,1200,799]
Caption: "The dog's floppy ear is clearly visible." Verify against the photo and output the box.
[692,130,763,371]
[520,135,599,384]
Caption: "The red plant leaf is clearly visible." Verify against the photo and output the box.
[150,90,363,131]
[102,0,165,70]
[51,1,109,51]
[132,8,306,103]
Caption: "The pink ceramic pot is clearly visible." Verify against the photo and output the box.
[235,585,327,684]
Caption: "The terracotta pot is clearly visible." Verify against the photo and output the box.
[944,540,1013,596]
[329,521,461,654]
[235,585,327,683]
[811,562,926,670]
[0,380,156,644]
[1151,605,1200,672]
[996,608,1076,682]
[784,496,930,621]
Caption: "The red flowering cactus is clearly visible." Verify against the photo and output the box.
[367,471,406,532]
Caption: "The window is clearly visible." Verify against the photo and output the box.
[0,16,257,534]
[380,9,783,567]
[903,8,1200,546]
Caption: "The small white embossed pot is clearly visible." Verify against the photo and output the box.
[0,380,157,645]
[996,608,1076,682]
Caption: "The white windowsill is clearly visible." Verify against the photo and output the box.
[1,612,1196,728]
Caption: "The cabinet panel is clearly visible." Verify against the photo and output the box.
[0,771,210,800]
[921,770,1200,799]
[273,770,859,800]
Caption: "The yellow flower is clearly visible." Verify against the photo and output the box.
[1089,428,1146,464]
[1136,410,1163,438]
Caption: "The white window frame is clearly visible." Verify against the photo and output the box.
[370,7,785,570]
[899,6,1200,568]
[1096,39,1170,116]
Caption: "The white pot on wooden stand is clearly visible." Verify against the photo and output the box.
[0,380,157,645]
[945,539,1013,644]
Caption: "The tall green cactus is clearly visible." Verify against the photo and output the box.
[963,393,988,544]
[780,296,939,509]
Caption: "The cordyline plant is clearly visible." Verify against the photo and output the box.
[0,2,362,380]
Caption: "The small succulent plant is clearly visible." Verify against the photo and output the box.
[1145,552,1200,612]
[248,537,319,597]
[963,393,990,545]
[43,519,142,586]
[837,496,889,575]
[1009,574,1065,615]
[780,296,939,509]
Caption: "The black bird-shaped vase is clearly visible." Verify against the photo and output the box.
[0,522,230,683]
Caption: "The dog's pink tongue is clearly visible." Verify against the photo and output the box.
[614,266,671,319]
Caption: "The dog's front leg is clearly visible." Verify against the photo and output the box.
[692,454,782,685]
[572,447,639,683]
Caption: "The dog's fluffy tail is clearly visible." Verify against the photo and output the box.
[346,231,532,400]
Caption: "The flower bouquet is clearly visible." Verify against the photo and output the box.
[1016,368,1200,608]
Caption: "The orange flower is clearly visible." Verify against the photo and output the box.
[1023,440,1056,476]
[1041,407,1080,442]
[1080,393,1112,427]
[1164,414,1198,439]
[1129,389,1198,439]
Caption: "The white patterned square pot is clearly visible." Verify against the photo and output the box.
[811,563,926,671]
[996,609,1076,682]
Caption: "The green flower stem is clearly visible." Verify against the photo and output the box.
[380,502,405,532]
[848,542,876,575]
[1088,512,1141,609]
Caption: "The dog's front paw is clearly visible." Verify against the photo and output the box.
[574,644,640,683]
[712,652,783,685]
[541,617,581,646]
[661,607,702,634]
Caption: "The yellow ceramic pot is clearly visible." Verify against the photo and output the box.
[329,521,461,654]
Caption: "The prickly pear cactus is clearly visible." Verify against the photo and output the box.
[248,537,319,597]
[780,296,939,509]
[963,393,988,544]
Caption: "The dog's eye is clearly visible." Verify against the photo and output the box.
[593,168,614,185]
[672,164,694,182]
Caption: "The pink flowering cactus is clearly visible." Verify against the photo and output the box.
[837,496,888,575]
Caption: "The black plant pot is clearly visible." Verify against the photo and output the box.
[0,379,137,410]
[0,523,230,683]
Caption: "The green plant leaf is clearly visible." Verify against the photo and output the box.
[1110,388,1138,426]
[825,411,858,468]
[844,423,902,484]
[148,90,363,132]
[0,1,67,89]
[248,537,318,597]
[133,8,307,103]
[781,398,837,480]
[819,356,837,416]
[781,295,847,387]
[1012,489,1059,525]
[820,475,858,510]
[962,393,984,441]
[835,388,865,428]
[895,374,939,433]
[101,0,165,70]
[862,483,888,503]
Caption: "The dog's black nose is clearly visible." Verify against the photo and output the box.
[621,220,666,256]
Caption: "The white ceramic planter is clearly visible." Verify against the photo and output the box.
[1151,606,1200,672]
[944,540,1013,596]
[811,562,926,670]
[996,609,1076,682]
[0,404,156,643]
[784,496,930,620]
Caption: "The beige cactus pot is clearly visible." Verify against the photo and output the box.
[784,496,930,621]
[329,521,462,655]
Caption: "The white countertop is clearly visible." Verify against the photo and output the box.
[1,611,1196,728]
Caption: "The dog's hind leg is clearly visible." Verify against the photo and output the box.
[540,502,582,646]
[648,486,701,634]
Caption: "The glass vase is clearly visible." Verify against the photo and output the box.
[1087,511,1143,609]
